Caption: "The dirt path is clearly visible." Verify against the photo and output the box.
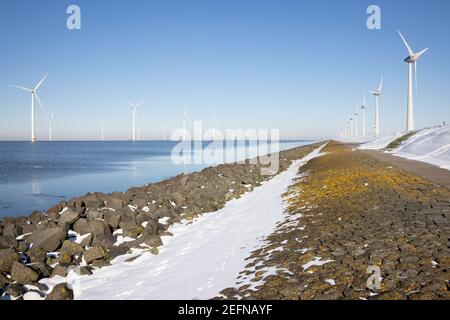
[361,149,450,190]
[218,141,450,300]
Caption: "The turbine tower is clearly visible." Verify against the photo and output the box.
[398,30,429,132]
[124,99,143,142]
[10,73,48,143]
[361,94,367,137]
[354,106,359,138]
[48,112,54,141]
[100,118,105,141]
[369,76,383,136]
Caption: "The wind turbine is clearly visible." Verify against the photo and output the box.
[369,76,383,136]
[354,106,359,138]
[124,99,143,142]
[361,94,367,137]
[100,118,105,141]
[398,30,429,132]
[48,112,55,141]
[10,73,48,143]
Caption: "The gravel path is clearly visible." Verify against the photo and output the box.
[217,141,450,300]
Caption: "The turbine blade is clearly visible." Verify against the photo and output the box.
[123,98,134,107]
[34,73,49,91]
[34,93,47,115]
[135,102,144,108]
[9,84,32,92]
[377,76,383,92]
[398,30,414,57]
[363,93,366,106]
[416,47,429,58]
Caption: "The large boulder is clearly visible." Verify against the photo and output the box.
[88,220,111,237]
[0,235,18,249]
[0,248,20,272]
[29,211,43,225]
[26,227,67,252]
[83,246,107,264]
[3,223,18,238]
[10,261,39,283]
[86,209,104,222]
[121,223,144,238]
[46,283,73,300]
[60,240,84,256]
[58,209,80,228]
[27,246,47,263]
[105,213,121,229]
[29,262,52,278]
[73,218,89,235]
[104,197,124,210]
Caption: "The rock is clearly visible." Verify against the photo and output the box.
[27,246,47,263]
[104,197,124,210]
[29,262,52,278]
[83,246,107,264]
[46,283,73,300]
[61,240,84,256]
[91,234,116,248]
[0,235,18,249]
[105,213,121,229]
[0,248,20,272]
[80,234,93,247]
[17,241,27,252]
[88,220,111,237]
[121,223,144,238]
[86,209,104,222]
[6,283,26,298]
[78,266,92,276]
[107,246,129,260]
[369,291,407,300]
[51,265,68,277]
[91,259,110,268]
[25,227,67,252]
[58,209,80,228]
[22,224,37,235]
[10,261,39,283]
[3,223,18,238]
[73,218,89,235]
[58,250,72,265]
[29,211,43,225]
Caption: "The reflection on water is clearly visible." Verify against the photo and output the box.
[0,141,313,217]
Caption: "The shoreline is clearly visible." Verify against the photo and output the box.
[0,141,323,300]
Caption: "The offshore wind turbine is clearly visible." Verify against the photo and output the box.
[398,30,429,132]
[124,99,143,142]
[47,112,55,141]
[361,94,367,137]
[369,76,383,136]
[100,118,105,141]
[10,73,48,143]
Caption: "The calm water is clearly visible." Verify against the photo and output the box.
[0,141,312,217]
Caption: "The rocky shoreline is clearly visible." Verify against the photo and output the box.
[0,142,322,300]
[217,142,450,300]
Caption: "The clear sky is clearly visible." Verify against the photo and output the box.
[0,0,449,141]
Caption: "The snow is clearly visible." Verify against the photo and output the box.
[358,132,404,150]
[359,126,450,170]
[301,257,334,271]
[392,126,450,170]
[36,143,327,300]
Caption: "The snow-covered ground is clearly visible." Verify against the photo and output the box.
[358,132,405,150]
[359,126,450,170]
[393,126,450,170]
[29,144,327,300]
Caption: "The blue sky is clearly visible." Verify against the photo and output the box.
[0,0,449,141]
